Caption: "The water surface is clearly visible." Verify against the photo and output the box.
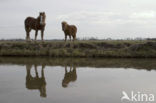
[0,57,156,103]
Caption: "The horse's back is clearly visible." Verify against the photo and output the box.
[70,25,77,34]
[25,17,37,31]
[25,17,36,25]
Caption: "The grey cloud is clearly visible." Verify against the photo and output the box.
[0,0,156,39]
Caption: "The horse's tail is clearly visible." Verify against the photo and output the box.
[24,18,29,32]
[74,25,77,39]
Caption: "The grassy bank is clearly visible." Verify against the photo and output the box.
[0,40,156,57]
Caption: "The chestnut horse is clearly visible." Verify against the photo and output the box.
[24,12,46,41]
[62,21,77,41]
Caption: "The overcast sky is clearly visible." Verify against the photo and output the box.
[0,0,156,39]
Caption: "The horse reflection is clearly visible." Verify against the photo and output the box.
[26,64,46,97]
[62,65,77,88]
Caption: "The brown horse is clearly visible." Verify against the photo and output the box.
[62,21,77,41]
[24,12,46,41]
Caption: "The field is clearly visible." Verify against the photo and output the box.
[0,39,156,58]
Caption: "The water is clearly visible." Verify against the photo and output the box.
[0,57,156,103]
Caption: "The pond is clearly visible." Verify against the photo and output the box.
[0,57,156,103]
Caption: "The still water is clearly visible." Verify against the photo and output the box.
[0,57,156,103]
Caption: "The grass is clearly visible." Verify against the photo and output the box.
[0,39,156,57]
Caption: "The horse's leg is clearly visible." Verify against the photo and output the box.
[65,35,67,42]
[25,26,28,41]
[25,28,30,41]
[27,33,31,41]
[41,30,44,41]
[35,30,38,41]
[72,34,76,41]
[27,28,31,41]
[26,32,29,41]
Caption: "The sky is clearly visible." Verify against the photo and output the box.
[0,0,156,39]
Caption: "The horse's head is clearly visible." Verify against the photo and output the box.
[62,21,68,31]
[39,12,46,25]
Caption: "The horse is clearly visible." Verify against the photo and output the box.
[61,21,77,42]
[24,12,46,41]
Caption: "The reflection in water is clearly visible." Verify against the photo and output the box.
[1,57,156,103]
[26,64,46,97]
[1,57,156,99]
[13,57,156,97]
[62,65,77,88]
[25,64,78,97]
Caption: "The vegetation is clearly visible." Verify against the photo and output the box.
[0,39,156,57]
